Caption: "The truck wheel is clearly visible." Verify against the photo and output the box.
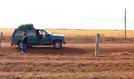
[53,41,62,49]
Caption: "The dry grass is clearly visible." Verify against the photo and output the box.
[0,28,14,36]
[50,29,134,37]
[1,28,134,42]
[1,28,134,37]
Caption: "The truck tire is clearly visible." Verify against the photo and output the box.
[53,41,62,49]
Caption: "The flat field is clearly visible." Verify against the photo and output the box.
[0,28,134,79]
[0,43,134,79]
[1,28,134,42]
[1,28,134,37]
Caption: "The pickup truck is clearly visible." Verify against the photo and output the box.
[11,24,66,48]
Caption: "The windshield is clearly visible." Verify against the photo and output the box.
[45,29,52,35]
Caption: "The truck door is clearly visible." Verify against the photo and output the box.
[27,30,38,44]
[40,30,51,44]
[12,30,23,44]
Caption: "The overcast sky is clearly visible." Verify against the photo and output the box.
[0,0,134,29]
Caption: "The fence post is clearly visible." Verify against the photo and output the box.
[95,34,100,56]
[0,32,3,47]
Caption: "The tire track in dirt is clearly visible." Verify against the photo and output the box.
[0,62,134,72]
[1,56,134,60]
[0,59,133,64]
[0,43,134,78]
[0,72,133,79]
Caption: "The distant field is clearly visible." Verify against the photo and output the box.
[0,28,134,42]
[0,28,14,36]
[50,29,134,37]
[0,28,134,37]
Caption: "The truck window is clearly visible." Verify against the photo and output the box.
[45,29,51,35]
[38,30,46,36]
[27,30,36,36]
[42,30,46,36]
[14,30,23,36]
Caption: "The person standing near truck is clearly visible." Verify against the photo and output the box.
[21,32,28,54]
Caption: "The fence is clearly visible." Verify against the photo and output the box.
[0,32,3,47]
[95,34,100,56]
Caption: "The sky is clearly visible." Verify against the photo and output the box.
[0,0,134,30]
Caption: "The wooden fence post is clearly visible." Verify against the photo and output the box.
[0,32,3,47]
[95,34,100,56]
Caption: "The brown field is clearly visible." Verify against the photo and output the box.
[0,28,134,79]
[0,43,134,79]
[1,28,134,37]
[1,28,134,43]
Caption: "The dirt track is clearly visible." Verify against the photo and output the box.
[0,42,134,79]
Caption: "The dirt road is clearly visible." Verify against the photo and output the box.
[0,42,134,79]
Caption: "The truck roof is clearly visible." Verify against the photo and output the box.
[17,24,35,30]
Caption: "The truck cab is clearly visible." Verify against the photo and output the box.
[11,24,66,48]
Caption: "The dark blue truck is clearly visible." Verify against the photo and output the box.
[11,24,66,48]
